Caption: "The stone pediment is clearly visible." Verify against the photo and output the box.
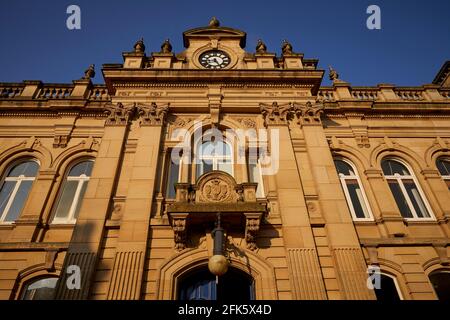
[183,26,246,48]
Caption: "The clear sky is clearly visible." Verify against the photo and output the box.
[1,0,449,86]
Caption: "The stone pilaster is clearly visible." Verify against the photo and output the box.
[55,102,133,299]
[105,103,168,299]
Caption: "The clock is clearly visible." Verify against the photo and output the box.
[199,50,231,69]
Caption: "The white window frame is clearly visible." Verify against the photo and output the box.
[335,158,374,222]
[436,158,450,189]
[382,158,435,221]
[195,137,234,179]
[0,160,39,224]
[248,158,266,198]
[380,272,404,300]
[51,160,93,225]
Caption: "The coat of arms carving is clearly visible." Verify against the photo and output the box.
[204,179,230,202]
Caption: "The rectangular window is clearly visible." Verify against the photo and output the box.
[403,180,430,218]
[345,180,369,219]
[166,159,180,199]
[387,180,413,218]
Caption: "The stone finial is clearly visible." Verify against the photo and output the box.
[256,39,267,54]
[329,66,339,81]
[281,39,293,55]
[83,64,95,80]
[160,39,173,54]
[209,17,220,28]
[134,38,145,53]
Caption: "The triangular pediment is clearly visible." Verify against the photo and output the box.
[183,26,246,48]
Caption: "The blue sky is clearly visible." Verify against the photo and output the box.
[0,0,449,86]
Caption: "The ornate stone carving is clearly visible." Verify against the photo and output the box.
[281,40,293,55]
[104,102,136,126]
[209,16,220,28]
[236,117,256,128]
[82,64,95,80]
[136,102,169,126]
[329,66,339,81]
[134,38,145,53]
[292,101,324,125]
[260,102,295,126]
[244,214,262,251]
[160,39,173,54]
[195,171,240,203]
[256,39,267,54]
[171,214,188,251]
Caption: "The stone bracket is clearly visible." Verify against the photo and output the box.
[244,212,263,251]
[169,213,189,251]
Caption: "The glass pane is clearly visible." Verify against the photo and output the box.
[166,160,180,199]
[334,160,355,176]
[54,181,78,220]
[197,160,213,177]
[403,180,430,218]
[248,163,264,198]
[436,159,450,176]
[200,140,230,157]
[345,180,369,219]
[388,180,413,218]
[0,181,16,218]
[217,160,232,176]
[22,278,58,300]
[429,272,450,301]
[374,274,401,301]
[73,181,89,219]
[8,161,39,177]
[382,159,410,176]
[69,161,93,177]
[4,181,33,222]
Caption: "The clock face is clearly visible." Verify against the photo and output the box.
[199,50,231,69]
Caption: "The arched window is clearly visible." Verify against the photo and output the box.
[196,139,233,178]
[179,267,254,301]
[0,160,39,223]
[334,159,373,220]
[374,273,403,301]
[21,277,58,300]
[52,160,93,224]
[381,158,433,220]
[429,270,450,301]
[436,158,450,190]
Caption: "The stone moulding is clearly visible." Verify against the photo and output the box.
[167,171,266,251]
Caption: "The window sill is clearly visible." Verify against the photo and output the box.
[403,218,438,225]
[0,222,15,230]
[49,222,76,229]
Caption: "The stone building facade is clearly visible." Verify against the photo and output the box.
[0,19,449,300]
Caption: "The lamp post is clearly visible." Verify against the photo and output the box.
[208,213,229,277]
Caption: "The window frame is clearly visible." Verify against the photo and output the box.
[334,158,374,222]
[194,137,234,179]
[0,159,39,224]
[379,272,404,300]
[248,156,266,199]
[20,276,58,300]
[165,152,182,199]
[382,158,435,221]
[436,157,450,190]
[51,159,94,225]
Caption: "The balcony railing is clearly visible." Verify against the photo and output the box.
[351,88,379,101]
[0,84,24,98]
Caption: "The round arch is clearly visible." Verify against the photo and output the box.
[155,247,278,300]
